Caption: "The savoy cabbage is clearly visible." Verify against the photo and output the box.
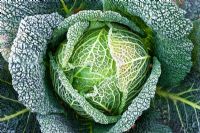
[0,0,200,133]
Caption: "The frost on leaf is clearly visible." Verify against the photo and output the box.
[8,13,64,115]
[0,0,60,60]
[103,0,193,39]
[37,114,75,133]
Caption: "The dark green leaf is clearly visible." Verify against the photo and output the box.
[189,19,200,73]
[155,35,193,87]
[155,71,200,133]
[0,54,41,133]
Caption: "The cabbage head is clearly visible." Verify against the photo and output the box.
[0,0,196,133]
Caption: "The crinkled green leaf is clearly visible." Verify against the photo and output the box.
[155,70,200,133]
[130,109,172,133]
[155,35,193,87]
[37,114,75,133]
[0,54,41,133]
[61,23,122,114]
[0,0,61,61]
[57,21,89,69]
[109,57,161,133]
[103,0,193,39]
[8,13,64,115]
[189,19,200,73]
[50,56,120,124]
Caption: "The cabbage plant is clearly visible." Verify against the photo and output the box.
[1,0,200,133]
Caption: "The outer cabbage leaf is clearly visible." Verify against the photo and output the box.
[37,114,75,133]
[155,70,200,133]
[37,99,92,133]
[109,57,161,133]
[103,0,192,39]
[8,13,64,115]
[0,54,41,133]
[189,19,200,73]
[0,0,62,61]
[155,35,193,87]
[103,0,193,87]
